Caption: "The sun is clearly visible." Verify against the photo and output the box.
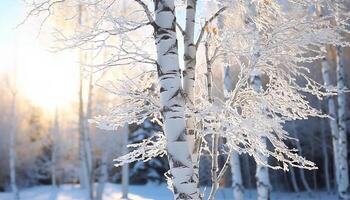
[16,39,79,112]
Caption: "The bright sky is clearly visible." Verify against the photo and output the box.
[0,0,212,112]
[0,0,79,112]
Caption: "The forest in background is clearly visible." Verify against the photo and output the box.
[0,0,350,200]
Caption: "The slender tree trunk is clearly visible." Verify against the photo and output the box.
[9,92,19,200]
[182,0,200,189]
[224,64,244,200]
[85,64,94,199]
[52,110,59,188]
[243,155,253,189]
[153,1,200,199]
[318,100,331,192]
[289,165,300,192]
[50,109,59,200]
[255,138,270,200]
[335,46,349,199]
[321,59,340,191]
[78,52,92,200]
[77,5,93,199]
[205,38,220,200]
[95,150,108,200]
[121,123,129,200]
[290,122,312,193]
[231,153,244,200]
[310,131,317,191]
[251,74,271,200]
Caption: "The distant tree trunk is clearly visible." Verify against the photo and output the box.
[95,150,108,200]
[78,53,93,200]
[310,131,317,191]
[121,123,129,200]
[318,100,331,192]
[243,155,253,189]
[52,109,59,189]
[77,4,93,199]
[251,74,271,200]
[321,59,340,191]
[231,153,244,200]
[255,138,270,200]
[153,1,200,198]
[335,46,349,199]
[289,165,300,192]
[9,91,19,200]
[205,39,219,200]
[224,64,244,200]
[85,63,94,198]
[290,122,312,193]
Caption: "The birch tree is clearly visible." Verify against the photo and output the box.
[224,65,244,200]
[335,44,349,199]
[23,0,350,199]
[121,123,129,199]
[8,84,19,200]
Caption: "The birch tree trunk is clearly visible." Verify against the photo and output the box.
[153,1,200,199]
[321,59,340,191]
[77,5,93,199]
[255,138,270,200]
[182,0,200,188]
[9,91,19,200]
[224,64,244,200]
[335,46,349,199]
[205,40,219,200]
[231,153,244,200]
[95,150,108,200]
[85,65,94,199]
[52,109,59,188]
[121,123,129,200]
[78,53,93,200]
[251,74,271,200]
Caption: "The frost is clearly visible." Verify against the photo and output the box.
[114,132,166,167]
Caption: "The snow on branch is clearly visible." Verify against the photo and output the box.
[114,132,166,167]
[92,71,161,130]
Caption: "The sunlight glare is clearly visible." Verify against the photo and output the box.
[17,40,79,112]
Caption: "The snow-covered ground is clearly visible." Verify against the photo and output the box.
[0,183,337,200]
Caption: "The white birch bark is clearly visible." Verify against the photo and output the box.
[77,5,93,199]
[9,91,19,200]
[255,138,271,200]
[79,58,92,199]
[121,123,129,200]
[252,74,271,200]
[205,41,218,200]
[153,1,200,198]
[335,46,349,199]
[321,59,340,191]
[182,0,200,188]
[224,64,244,200]
[230,153,244,200]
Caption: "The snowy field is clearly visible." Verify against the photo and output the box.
[0,183,337,200]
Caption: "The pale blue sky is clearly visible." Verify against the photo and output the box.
[0,0,22,45]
